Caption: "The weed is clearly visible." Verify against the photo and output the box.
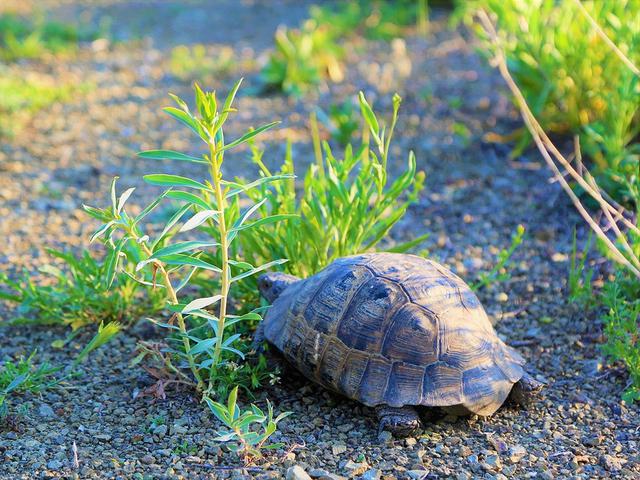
[0,73,77,136]
[0,247,165,330]
[261,20,343,96]
[235,92,426,283]
[84,79,293,397]
[568,229,594,304]
[172,440,198,456]
[317,100,360,146]
[205,386,291,464]
[0,351,61,417]
[601,270,640,403]
[472,224,525,291]
[169,44,244,83]
[0,13,102,61]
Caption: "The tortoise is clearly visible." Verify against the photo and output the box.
[255,253,542,437]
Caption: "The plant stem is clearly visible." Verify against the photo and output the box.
[208,141,230,391]
[124,224,204,390]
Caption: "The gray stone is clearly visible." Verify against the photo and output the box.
[286,466,313,480]
[46,459,63,470]
[508,445,527,464]
[38,404,56,418]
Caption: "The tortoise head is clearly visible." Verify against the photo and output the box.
[258,272,300,303]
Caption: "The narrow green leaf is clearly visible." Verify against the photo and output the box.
[160,254,222,273]
[144,174,210,191]
[179,210,219,232]
[225,174,296,198]
[358,92,379,136]
[110,177,119,215]
[166,191,212,210]
[188,337,217,355]
[137,150,208,165]
[182,295,223,313]
[151,241,219,260]
[104,236,129,289]
[133,190,171,225]
[89,221,115,243]
[152,203,192,249]
[220,122,280,152]
[163,106,204,139]
[116,187,135,215]
[231,258,288,283]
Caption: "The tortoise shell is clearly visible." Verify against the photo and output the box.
[263,253,525,416]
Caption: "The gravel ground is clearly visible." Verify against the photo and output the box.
[0,1,638,479]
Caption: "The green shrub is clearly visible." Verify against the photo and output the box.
[261,20,344,96]
[84,80,293,398]
[458,0,640,205]
[0,73,78,136]
[0,246,165,331]
[233,92,426,282]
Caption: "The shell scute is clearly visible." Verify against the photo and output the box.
[381,303,439,366]
[336,276,406,352]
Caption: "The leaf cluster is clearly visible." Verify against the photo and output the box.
[0,247,164,330]
[84,79,292,396]
[205,386,291,463]
[458,0,640,206]
[235,92,427,282]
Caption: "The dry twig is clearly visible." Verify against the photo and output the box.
[477,9,640,280]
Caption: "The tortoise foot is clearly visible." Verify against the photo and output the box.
[376,406,421,439]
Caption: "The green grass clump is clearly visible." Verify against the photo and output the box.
[458,0,640,205]
[0,247,165,331]
[235,92,426,281]
[0,352,60,417]
[169,44,243,83]
[0,13,101,61]
[0,74,76,136]
[261,20,344,96]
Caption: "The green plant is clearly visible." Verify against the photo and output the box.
[476,9,640,402]
[0,351,60,417]
[472,224,525,291]
[0,73,78,136]
[0,246,165,330]
[0,13,102,61]
[84,79,294,397]
[601,269,640,403]
[568,229,594,304]
[73,321,122,366]
[310,1,424,41]
[235,92,427,282]
[169,44,240,82]
[205,386,291,464]
[318,100,360,146]
[261,20,343,96]
[459,0,640,206]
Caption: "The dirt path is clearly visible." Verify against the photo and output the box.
[0,1,637,479]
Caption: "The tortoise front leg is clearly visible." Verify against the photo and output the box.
[252,321,267,354]
[376,405,421,438]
